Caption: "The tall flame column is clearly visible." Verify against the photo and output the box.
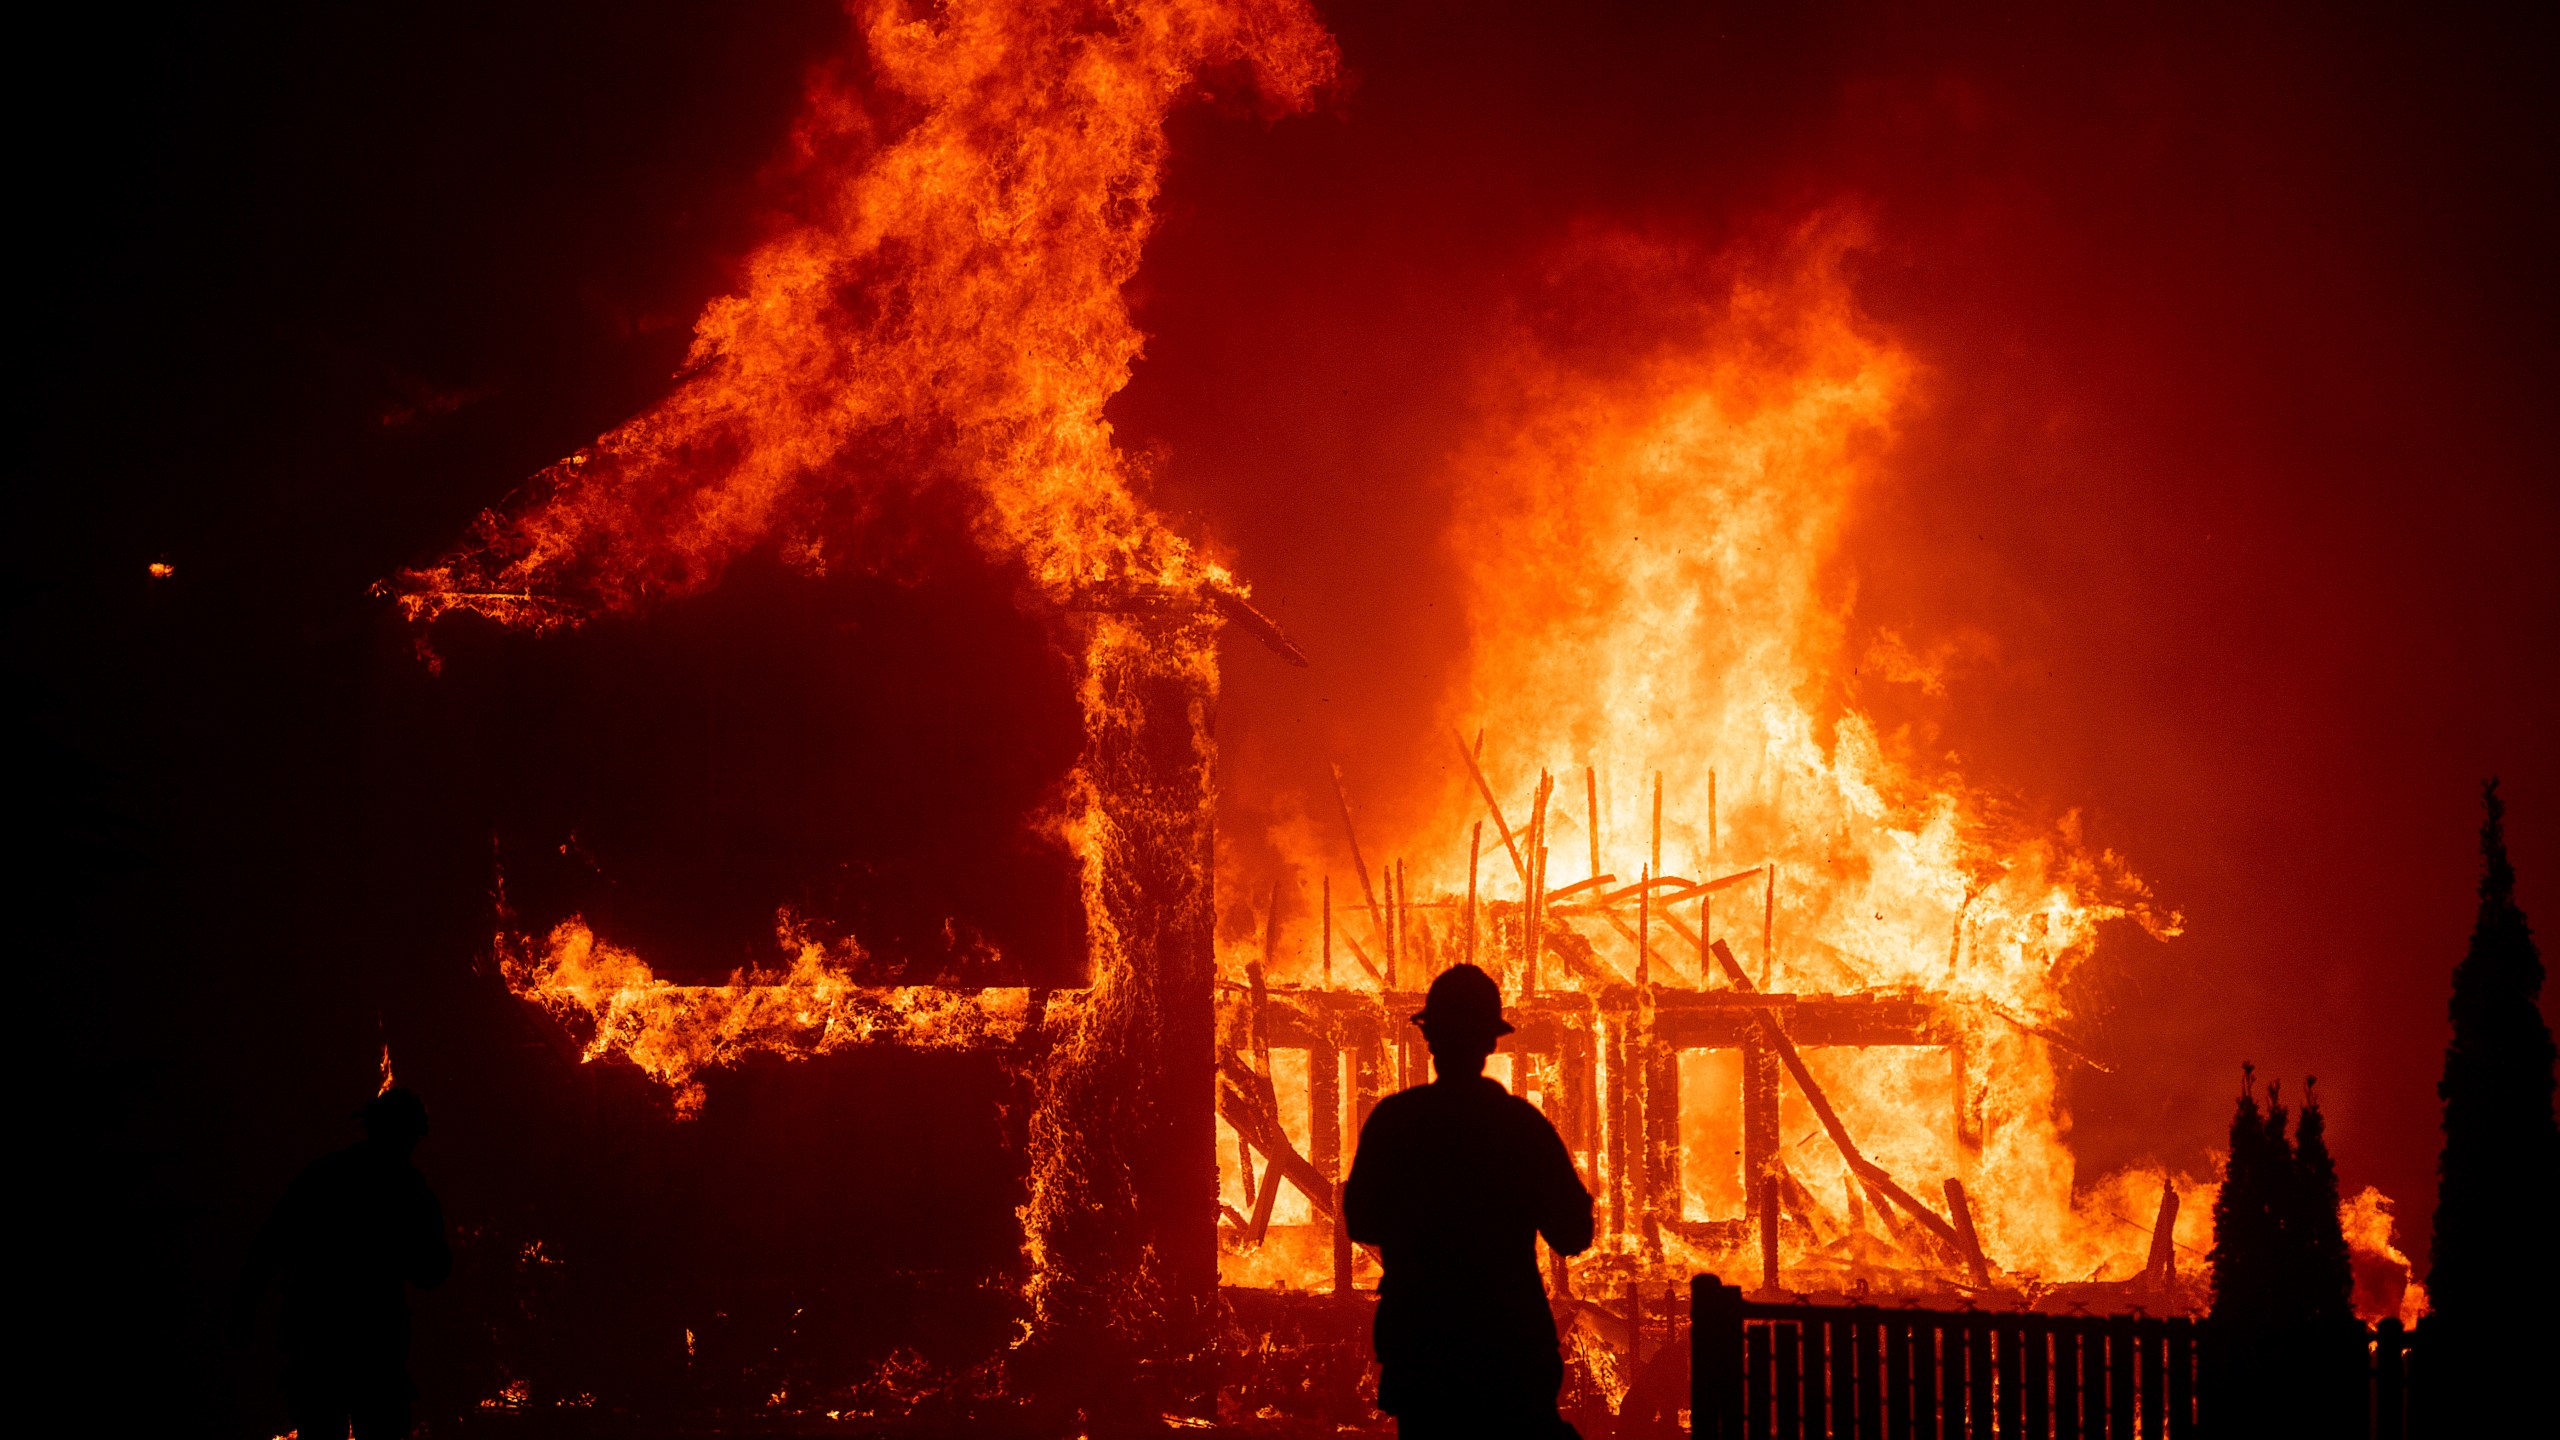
[1018,607,1220,1415]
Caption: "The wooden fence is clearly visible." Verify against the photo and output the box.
[1689,1276,2199,1440]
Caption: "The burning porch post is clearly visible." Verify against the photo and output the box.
[1018,607,1221,1414]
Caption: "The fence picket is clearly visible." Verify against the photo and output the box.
[1685,1280,2390,1440]
[1748,1321,1773,1440]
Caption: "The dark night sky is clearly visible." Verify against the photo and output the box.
[18,0,2556,1425]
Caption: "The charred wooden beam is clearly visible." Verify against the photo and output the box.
[1328,764,1392,962]
[1637,861,1652,987]
[1464,822,1482,969]
[1354,1035,1380,1133]
[1602,909,1679,988]
[1203,578,1309,667]
[1454,730,1531,889]
[1603,1014,1632,1240]
[1308,1037,1350,1296]
[1944,1177,1992,1287]
[2144,1180,2181,1292]
[1525,771,1553,998]
[1643,1025,1678,1261]
[1778,1165,1836,1244]
[1553,865,1759,913]
[1018,610,1219,1408]
[1547,874,1616,904]
[1760,866,1776,988]
[1217,1055,1338,1221]
[1742,1035,1780,1251]
[1337,933,1386,987]
[1758,1172,1781,1292]
[1586,766,1602,884]
[1649,991,1941,1049]
[1549,921,1630,989]
[1951,1031,1979,1152]
[1709,939,1969,1266]
[1563,1021,1598,1190]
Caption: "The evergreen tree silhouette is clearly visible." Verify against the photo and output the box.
[2209,1068,2365,1436]
[2425,779,2558,1430]
[2286,1081,2355,1331]
[2209,1064,2284,1329]
[2429,778,2558,1314]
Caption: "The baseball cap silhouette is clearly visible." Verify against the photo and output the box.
[1411,963,1514,1038]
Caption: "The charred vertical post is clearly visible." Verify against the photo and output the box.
[2144,1181,2180,1292]
[1383,863,1399,986]
[1703,769,1717,983]
[1464,822,1481,969]
[1758,1171,1781,1293]
[1603,1013,1632,1241]
[1395,860,1409,982]
[1743,1034,1781,1271]
[1329,763,1390,969]
[1020,610,1219,1413]
[1354,1031,1380,1131]
[1308,1037,1349,1298]
[1951,1032,1980,1152]
[1320,877,1332,986]
[1524,772,1552,998]
[1564,1020,1597,1179]
[1943,1177,1991,1287]
[1638,862,1652,986]
[1587,766,1602,883]
[1650,770,1663,880]
[1644,1029,1679,1259]
[1761,864,1776,988]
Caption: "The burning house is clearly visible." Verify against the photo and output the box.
[34,0,2556,1433]
[313,0,2437,1431]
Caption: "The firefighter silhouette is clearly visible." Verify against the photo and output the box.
[242,1087,450,1440]
[1345,963,1595,1438]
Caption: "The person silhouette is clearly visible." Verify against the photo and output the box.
[242,1087,451,1440]
[1344,963,1595,1439]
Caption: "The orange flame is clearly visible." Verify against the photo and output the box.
[413,0,1333,1073]
[405,0,1337,1369]
[387,0,1335,630]
[2341,1184,2428,1326]
[500,918,1041,1116]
